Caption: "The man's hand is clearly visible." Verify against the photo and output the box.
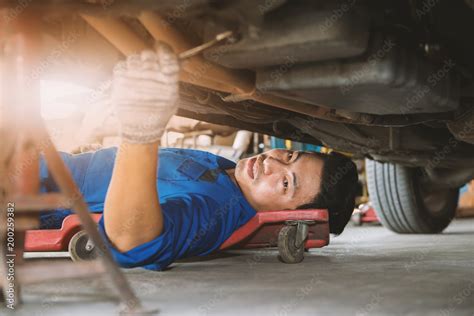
[111,43,180,144]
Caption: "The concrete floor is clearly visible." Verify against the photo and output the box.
[5,218,474,316]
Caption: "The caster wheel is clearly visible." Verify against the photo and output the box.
[278,225,304,264]
[69,230,97,262]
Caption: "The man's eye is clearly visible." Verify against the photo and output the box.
[283,178,289,191]
[287,152,293,161]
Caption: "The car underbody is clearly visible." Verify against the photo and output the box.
[3,0,474,185]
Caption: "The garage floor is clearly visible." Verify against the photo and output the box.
[7,218,474,316]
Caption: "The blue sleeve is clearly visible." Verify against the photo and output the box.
[98,194,239,271]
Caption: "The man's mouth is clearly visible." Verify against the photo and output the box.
[247,157,257,180]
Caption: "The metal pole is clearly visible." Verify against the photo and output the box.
[39,129,142,312]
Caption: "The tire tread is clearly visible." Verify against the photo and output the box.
[365,159,458,234]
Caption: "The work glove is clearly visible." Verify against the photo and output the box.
[111,43,180,143]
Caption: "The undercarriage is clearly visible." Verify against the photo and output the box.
[3,0,472,173]
[1,0,473,234]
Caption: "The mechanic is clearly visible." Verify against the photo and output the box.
[39,44,358,270]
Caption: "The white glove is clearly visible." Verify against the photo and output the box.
[111,43,180,143]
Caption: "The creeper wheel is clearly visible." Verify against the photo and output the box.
[278,225,304,263]
[68,230,97,262]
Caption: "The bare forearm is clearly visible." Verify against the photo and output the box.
[104,44,178,252]
[104,142,163,252]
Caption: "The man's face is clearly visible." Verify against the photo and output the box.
[235,149,324,211]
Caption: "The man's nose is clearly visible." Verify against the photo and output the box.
[263,156,286,175]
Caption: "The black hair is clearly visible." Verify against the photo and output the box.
[297,151,358,235]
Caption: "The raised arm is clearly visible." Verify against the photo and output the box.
[103,44,179,252]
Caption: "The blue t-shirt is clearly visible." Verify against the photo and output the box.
[39,147,256,270]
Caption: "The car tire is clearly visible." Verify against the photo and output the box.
[365,159,459,234]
